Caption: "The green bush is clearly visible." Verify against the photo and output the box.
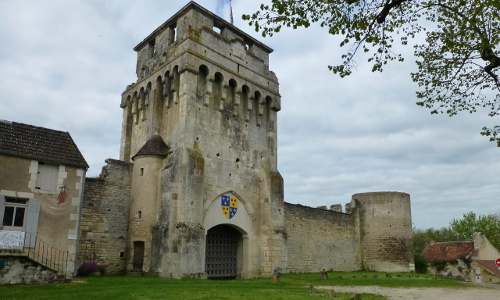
[414,254,428,274]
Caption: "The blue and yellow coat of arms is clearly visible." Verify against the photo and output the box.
[221,195,238,219]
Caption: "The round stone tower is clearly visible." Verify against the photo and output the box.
[351,192,414,272]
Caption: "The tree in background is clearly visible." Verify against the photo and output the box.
[450,211,500,250]
[243,1,500,145]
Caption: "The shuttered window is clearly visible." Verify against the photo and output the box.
[1,197,27,230]
[35,162,58,191]
[0,196,40,247]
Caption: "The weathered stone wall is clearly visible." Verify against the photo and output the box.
[78,159,132,274]
[284,203,360,273]
[352,192,414,272]
[0,256,65,285]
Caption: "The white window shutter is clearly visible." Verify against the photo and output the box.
[25,199,41,247]
[35,163,58,191]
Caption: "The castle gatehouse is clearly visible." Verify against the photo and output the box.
[77,1,414,279]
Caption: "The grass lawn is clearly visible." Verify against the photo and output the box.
[0,271,469,300]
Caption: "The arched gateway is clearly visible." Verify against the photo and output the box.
[203,193,253,279]
[205,225,242,280]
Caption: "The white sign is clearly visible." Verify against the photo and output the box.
[0,231,25,249]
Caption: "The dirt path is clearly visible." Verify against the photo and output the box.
[318,285,500,299]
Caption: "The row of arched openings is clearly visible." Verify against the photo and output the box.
[125,64,277,127]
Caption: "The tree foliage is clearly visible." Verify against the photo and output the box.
[243,0,500,145]
[449,211,500,250]
[413,227,460,255]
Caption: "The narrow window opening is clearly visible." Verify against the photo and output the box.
[213,25,222,34]
[140,168,144,176]
[149,39,156,58]
[169,24,177,44]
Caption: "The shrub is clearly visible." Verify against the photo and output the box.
[414,254,428,274]
[77,262,106,276]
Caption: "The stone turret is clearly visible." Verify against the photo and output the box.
[351,192,414,272]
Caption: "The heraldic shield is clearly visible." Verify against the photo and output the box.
[221,195,238,219]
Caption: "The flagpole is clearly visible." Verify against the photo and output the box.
[230,0,234,24]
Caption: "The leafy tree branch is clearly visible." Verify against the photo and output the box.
[243,0,500,145]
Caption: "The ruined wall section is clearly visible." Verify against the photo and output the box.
[284,203,360,272]
[78,159,132,274]
[352,192,414,272]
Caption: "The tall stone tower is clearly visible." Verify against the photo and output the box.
[118,2,285,279]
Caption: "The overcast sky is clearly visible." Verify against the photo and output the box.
[1,0,499,230]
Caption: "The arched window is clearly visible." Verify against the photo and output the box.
[198,65,209,105]
[228,79,238,117]
[214,72,224,111]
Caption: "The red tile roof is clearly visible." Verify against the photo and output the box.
[422,241,475,261]
[475,260,500,277]
[0,120,88,168]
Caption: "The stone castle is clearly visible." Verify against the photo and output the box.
[77,2,414,279]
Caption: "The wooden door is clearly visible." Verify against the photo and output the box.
[133,241,145,270]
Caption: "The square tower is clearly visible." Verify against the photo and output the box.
[119,2,285,279]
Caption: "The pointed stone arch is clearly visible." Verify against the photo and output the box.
[241,85,251,122]
[123,95,133,161]
[163,70,172,108]
[153,76,164,133]
[172,66,180,104]
[203,192,253,279]
[132,91,139,124]
[139,87,146,121]
[198,65,210,106]
[264,95,273,127]
[254,91,262,126]
[213,72,224,112]
[228,79,238,117]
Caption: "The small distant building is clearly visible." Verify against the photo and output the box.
[422,232,500,283]
[0,120,88,285]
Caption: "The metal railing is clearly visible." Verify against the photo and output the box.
[0,231,69,277]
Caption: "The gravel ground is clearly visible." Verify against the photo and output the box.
[318,284,500,299]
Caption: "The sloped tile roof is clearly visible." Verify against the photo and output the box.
[422,241,475,261]
[0,120,88,168]
[131,134,169,160]
[475,260,500,277]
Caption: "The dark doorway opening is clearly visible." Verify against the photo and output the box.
[133,241,145,270]
[205,224,241,280]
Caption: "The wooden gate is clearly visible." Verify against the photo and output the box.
[205,225,240,280]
